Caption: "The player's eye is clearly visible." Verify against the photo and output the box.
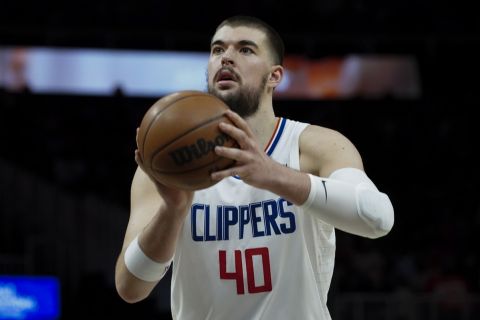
[212,47,224,55]
[240,47,254,54]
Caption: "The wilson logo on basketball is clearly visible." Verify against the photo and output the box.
[169,133,232,166]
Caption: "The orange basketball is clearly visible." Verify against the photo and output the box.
[137,91,237,190]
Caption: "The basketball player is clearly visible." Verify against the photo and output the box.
[115,16,394,319]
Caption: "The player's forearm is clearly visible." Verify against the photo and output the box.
[116,204,188,303]
[266,164,394,239]
[139,204,187,262]
[265,161,311,205]
[115,252,158,303]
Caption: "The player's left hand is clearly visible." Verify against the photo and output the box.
[211,110,281,189]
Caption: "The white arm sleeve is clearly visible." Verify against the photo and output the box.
[301,167,394,238]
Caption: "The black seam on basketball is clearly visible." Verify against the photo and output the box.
[154,156,235,175]
[142,93,209,160]
[150,113,229,161]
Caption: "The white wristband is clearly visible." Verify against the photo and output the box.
[124,235,172,282]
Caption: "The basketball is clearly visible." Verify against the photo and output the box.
[137,91,237,190]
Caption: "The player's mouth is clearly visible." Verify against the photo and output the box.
[215,68,239,89]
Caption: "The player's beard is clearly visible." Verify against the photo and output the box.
[207,73,269,118]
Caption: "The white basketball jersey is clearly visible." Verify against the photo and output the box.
[171,118,335,320]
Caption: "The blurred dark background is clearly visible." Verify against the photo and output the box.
[1,1,479,319]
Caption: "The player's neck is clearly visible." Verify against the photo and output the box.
[245,100,278,152]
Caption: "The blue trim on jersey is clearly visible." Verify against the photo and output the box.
[232,117,286,180]
[266,117,286,156]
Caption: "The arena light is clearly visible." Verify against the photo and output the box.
[0,47,420,99]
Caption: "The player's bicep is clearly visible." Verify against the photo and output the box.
[318,134,363,178]
[122,167,163,251]
[300,125,364,177]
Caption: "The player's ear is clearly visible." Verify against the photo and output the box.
[267,65,283,89]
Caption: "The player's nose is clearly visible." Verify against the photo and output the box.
[221,49,235,66]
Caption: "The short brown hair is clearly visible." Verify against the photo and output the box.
[214,15,285,65]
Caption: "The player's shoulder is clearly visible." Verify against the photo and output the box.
[300,124,354,151]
